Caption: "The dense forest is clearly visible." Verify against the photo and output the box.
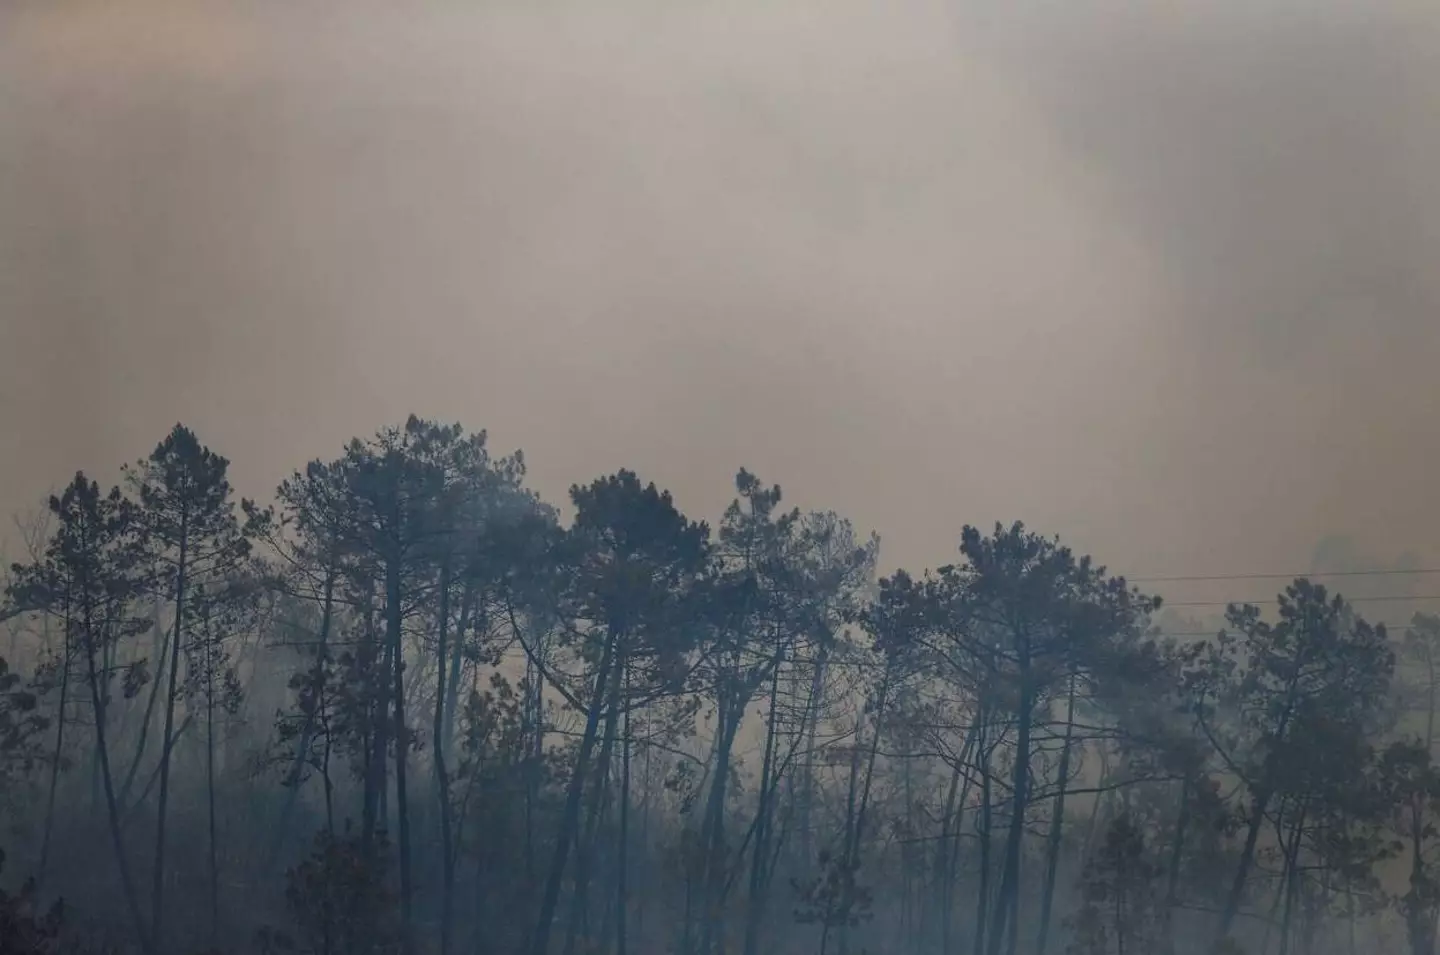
[2,417,1437,955]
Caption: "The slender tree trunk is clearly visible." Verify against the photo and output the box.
[84,606,153,954]
[1414,658,1439,955]
[36,613,70,890]
[119,715,194,834]
[268,569,336,870]
[206,601,220,946]
[1347,890,1359,955]
[119,605,168,809]
[932,759,962,954]
[937,720,979,955]
[700,689,743,955]
[387,554,415,953]
[151,507,189,950]
[742,656,785,955]
[563,659,624,955]
[362,579,388,851]
[381,643,393,832]
[616,669,633,955]
[528,627,619,955]
[442,583,475,765]
[1081,749,1110,860]
[1114,875,1126,955]
[1220,688,1301,948]
[637,710,653,950]
[322,702,335,838]
[1255,799,1292,955]
[682,864,697,955]
[1163,777,1193,955]
[797,641,830,869]
[93,637,115,815]
[836,716,865,955]
[1411,788,1438,955]
[472,819,490,955]
[1219,787,1273,944]
[433,553,457,955]
[1277,806,1307,955]
[1035,675,1077,955]
[848,670,890,861]
[927,760,961,955]
[525,649,543,883]
[989,672,1033,955]
[974,711,994,955]
[1301,873,1324,955]
[835,667,891,955]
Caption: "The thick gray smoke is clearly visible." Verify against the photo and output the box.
[2,0,1438,598]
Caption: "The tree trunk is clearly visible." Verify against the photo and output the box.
[1218,787,1273,944]
[1410,791,1437,955]
[1347,889,1359,955]
[563,658,623,955]
[836,666,892,955]
[84,602,154,954]
[118,602,168,809]
[433,553,457,955]
[1414,655,1439,955]
[442,582,476,765]
[1277,806,1307,955]
[322,701,335,837]
[472,820,490,955]
[36,611,70,890]
[267,568,336,870]
[936,720,979,955]
[1081,749,1110,861]
[848,669,891,862]
[1220,686,1301,949]
[797,640,830,870]
[387,555,415,952]
[974,710,994,955]
[1163,778,1192,955]
[206,599,221,946]
[363,579,389,852]
[989,672,1033,955]
[700,688,743,955]
[742,655,785,955]
[525,650,544,882]
[119,715,194,834]
[932,760,962,954]
[616,668,633,955]
[528,627,619,955]
[1035,674,1078,955]
[151,506,189,950]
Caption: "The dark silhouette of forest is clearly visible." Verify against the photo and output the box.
[2,417,1438,955]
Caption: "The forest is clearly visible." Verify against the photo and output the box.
[1,416,1437,955]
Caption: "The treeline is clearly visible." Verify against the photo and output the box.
[1,415,1439,955]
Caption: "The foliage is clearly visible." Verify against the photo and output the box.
[791,849,874,955]
[1063,814,1164,955]
[280,825,400,955]
[0,418,1431,955]
[0,848,64,955]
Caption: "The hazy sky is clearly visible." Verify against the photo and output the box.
[3,0,1439,610]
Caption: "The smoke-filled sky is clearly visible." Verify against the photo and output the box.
[3,0,1439,607]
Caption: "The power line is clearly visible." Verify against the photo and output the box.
[1161,594,1440,608]
[1129,567,1440,583]
[1152,623,1420,638]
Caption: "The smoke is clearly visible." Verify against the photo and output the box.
[972,0,1440,359]
[2,0,1437,597]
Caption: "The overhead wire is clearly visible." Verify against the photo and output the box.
[1160,594,1440,608]
[1128,567,1440,583]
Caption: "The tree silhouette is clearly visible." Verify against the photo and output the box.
[0,416,1432,955]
